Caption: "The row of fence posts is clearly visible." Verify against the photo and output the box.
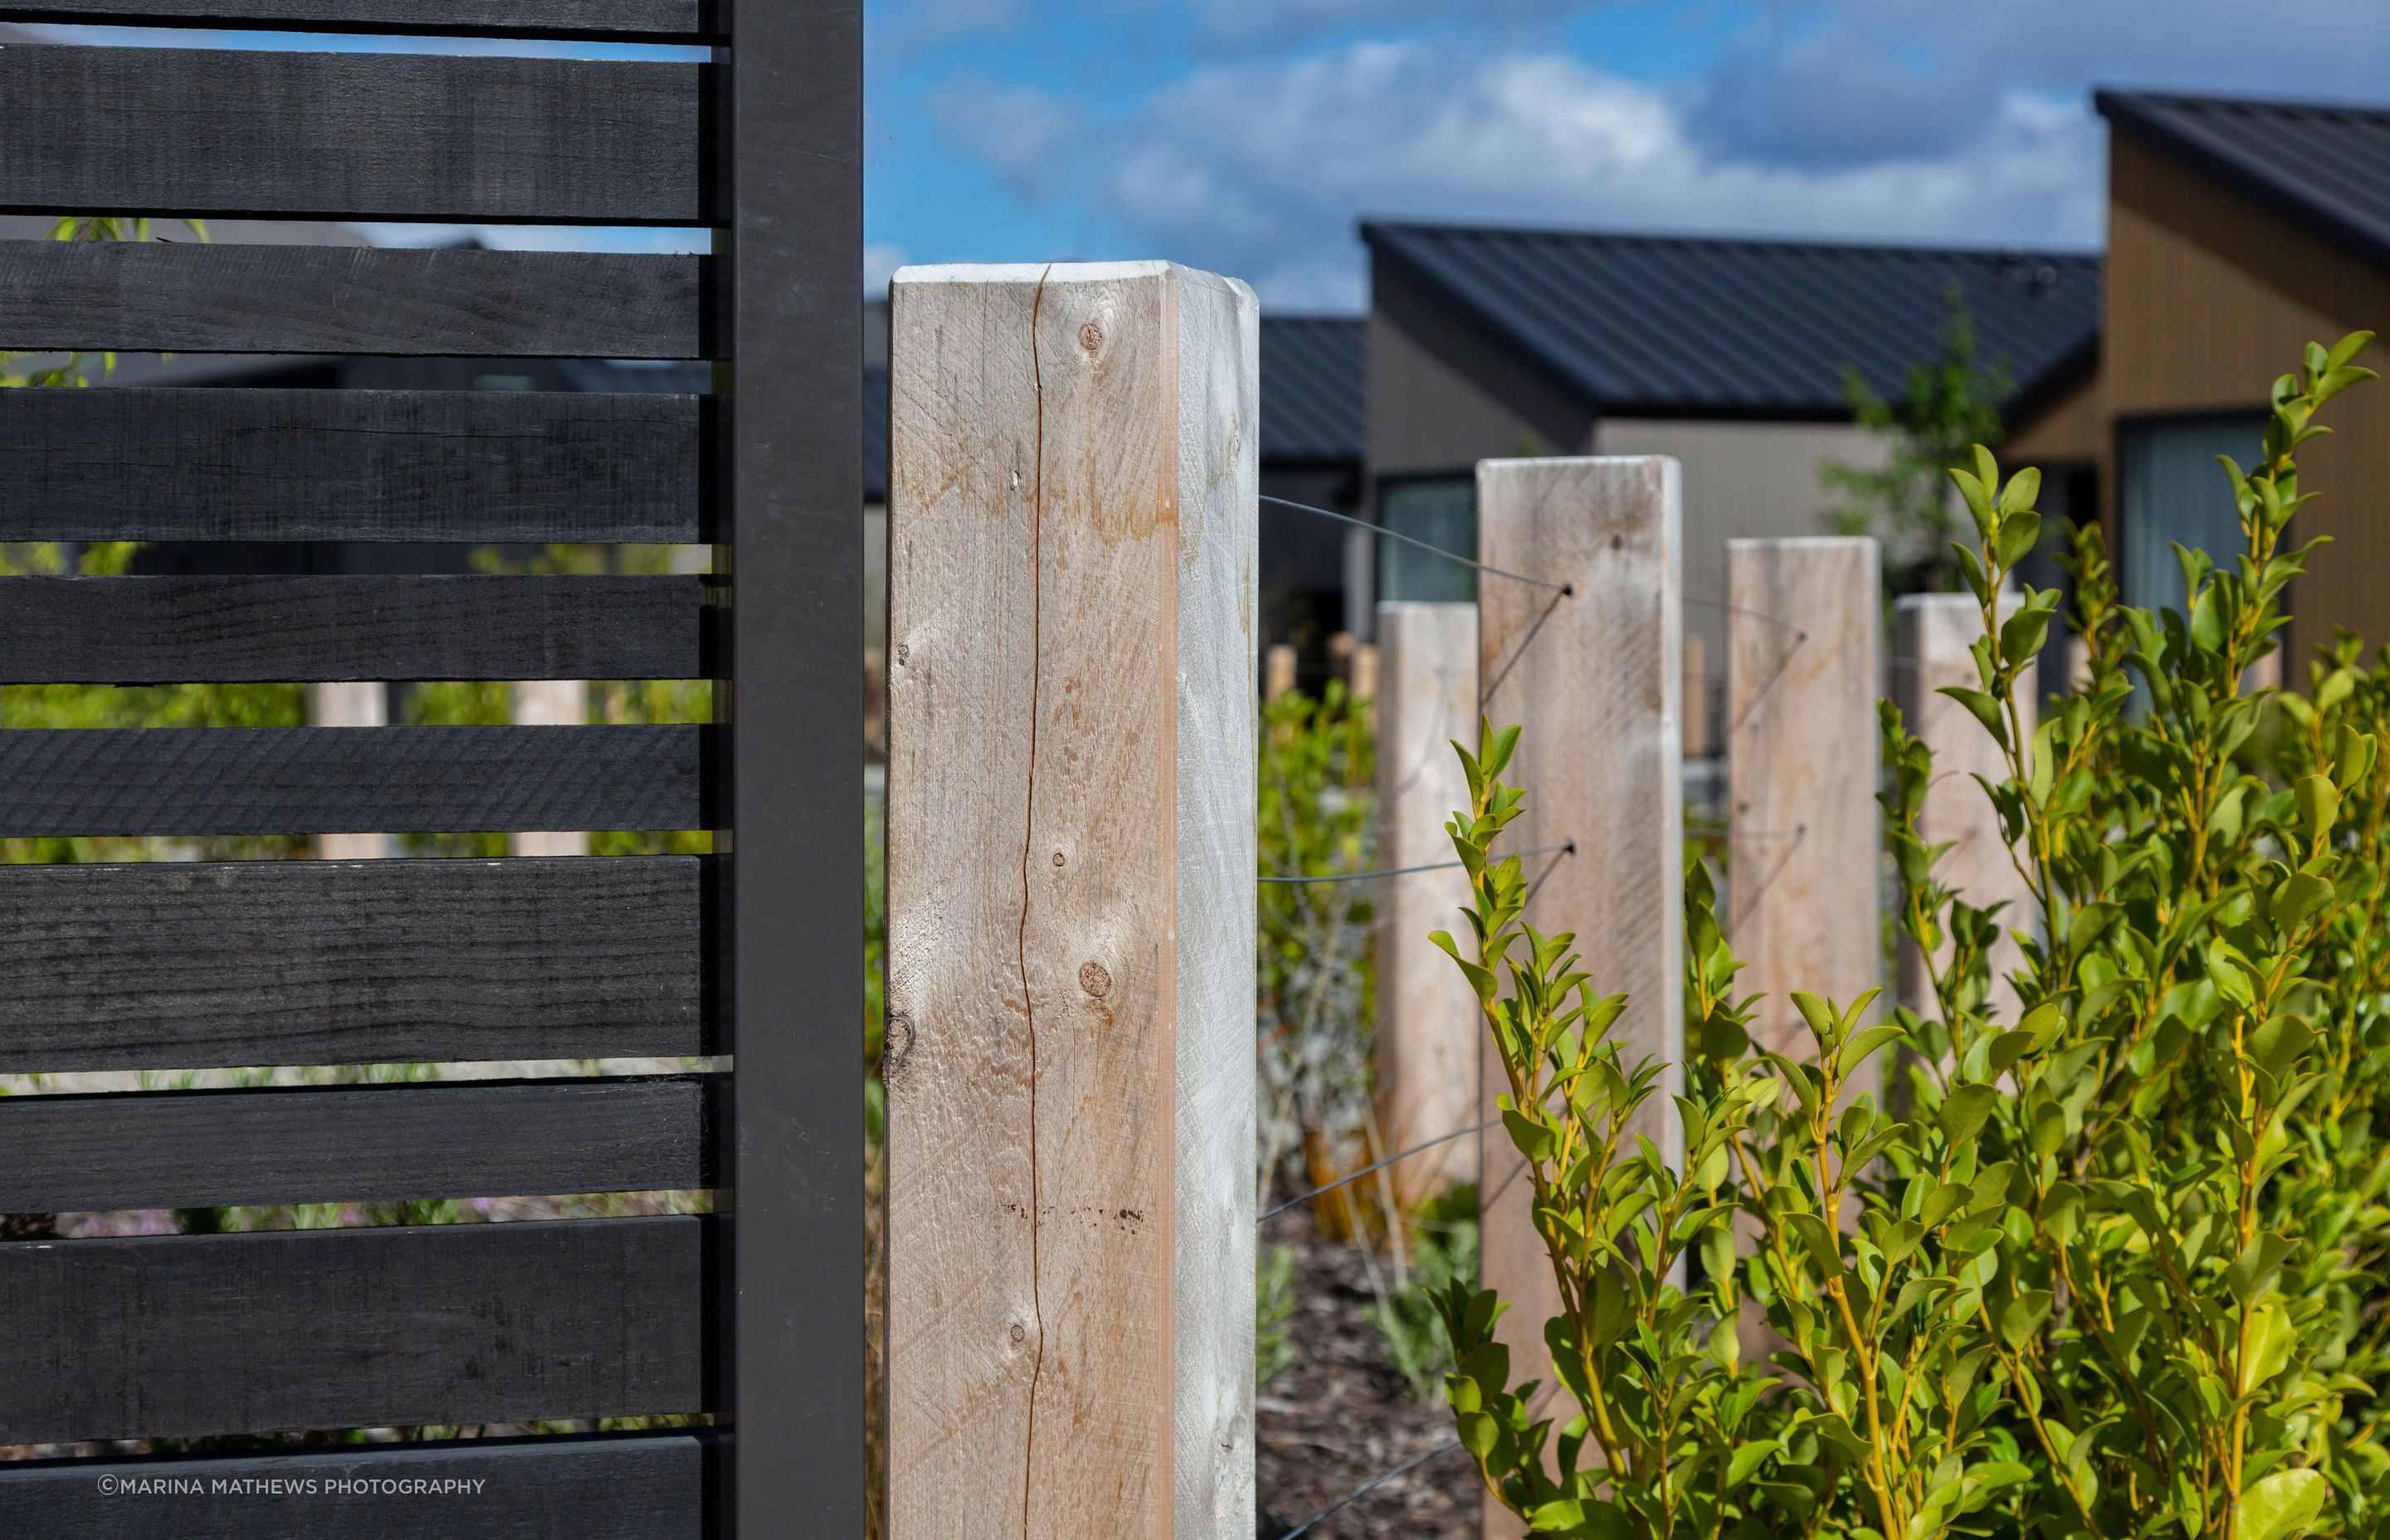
[876,262,2038,1539]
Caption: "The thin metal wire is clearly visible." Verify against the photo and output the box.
[1274,1438,1466,1539]
[1261,494,1574,596]
[1261,1117,1499,1223]
[1686,592,1808,641]
[1479,582,1571,710]
[1260,841,1574,887]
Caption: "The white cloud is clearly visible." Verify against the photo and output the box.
[946,41,2103,307]
[927,76,1086,206]
[1686,0,2390,170]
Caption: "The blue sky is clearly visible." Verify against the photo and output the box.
[30,3,2390,308]
[864,0,2390,306]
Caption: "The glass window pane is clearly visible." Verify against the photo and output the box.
[1378,478,1476,604]
[2120,417,2265,616]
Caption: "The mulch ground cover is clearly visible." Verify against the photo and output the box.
[1256,1207,1479,1538]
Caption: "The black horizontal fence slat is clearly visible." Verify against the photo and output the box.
[0,48,710,226]
[0,856,710,1073]
[0,1430,719,1539]
[0,387,709,544]
[0,1216,716,1444]
[0,724,709,837]
[0,575,710,684]
[0,1075,721,1212]
[0,241,708,358]
[0,0,715,41]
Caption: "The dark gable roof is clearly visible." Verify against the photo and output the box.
[2100,88,2390,271]
[1363,222,2102,418]
[1261,315,1365,463]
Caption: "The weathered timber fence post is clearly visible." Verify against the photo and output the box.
[1374,600,1480,1201]
[1264,642,1297,700]
[885,261,1259,1540]
[1894,593,2037,1021]
[509,680,589,858]
[1476,458,1682,1540]
[1724,538,1881,1062]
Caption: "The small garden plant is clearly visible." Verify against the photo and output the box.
[1432,334,2390,1537]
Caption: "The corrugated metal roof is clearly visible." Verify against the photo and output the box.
[1363,222,2102,417]
[1261,315,1365,462]
[2100,89,2390,271]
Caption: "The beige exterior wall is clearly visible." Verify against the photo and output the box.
[2106,134,2390,655]
[1593,417,1885,714]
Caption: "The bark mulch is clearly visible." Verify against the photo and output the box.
[1256,1208,1479,1539]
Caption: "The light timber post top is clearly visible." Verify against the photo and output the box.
[884,261,1259,1540]
[1473,457,1683,1540]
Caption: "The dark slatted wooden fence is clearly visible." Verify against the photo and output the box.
[0,3,861,1534]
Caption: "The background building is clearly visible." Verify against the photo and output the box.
[2077,90,2390,660]
[1358,221,2104,719]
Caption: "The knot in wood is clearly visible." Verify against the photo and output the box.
[1078,322,1104,353]
[1078,962,1112,999]
[884,1011,917,1075]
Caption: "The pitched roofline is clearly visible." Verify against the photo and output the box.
[2096,88,2390,273]
[1358,218,2101,267]
[1366,228,1612,411]
[1362,220,2100,417]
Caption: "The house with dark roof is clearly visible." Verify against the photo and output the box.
[1358,220,2105,711]
[1256,316,1368,668]
[2075,89,2390,656]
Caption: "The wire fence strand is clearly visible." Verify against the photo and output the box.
[1261,494,1574,596]
[1272,1437,1467,1539]
[1686,592,1808,641]
[1260,840,1573,887]
[1260,1117,1499,1223]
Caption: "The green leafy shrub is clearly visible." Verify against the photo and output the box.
[1256,683,1379,1213]
[1368,1184,1483,1399]
[1259,1243,1300,1391]
[1431,334,2390,1538]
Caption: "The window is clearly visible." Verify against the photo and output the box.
[2119,415,2266,616]
[1378,476,1476,604]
